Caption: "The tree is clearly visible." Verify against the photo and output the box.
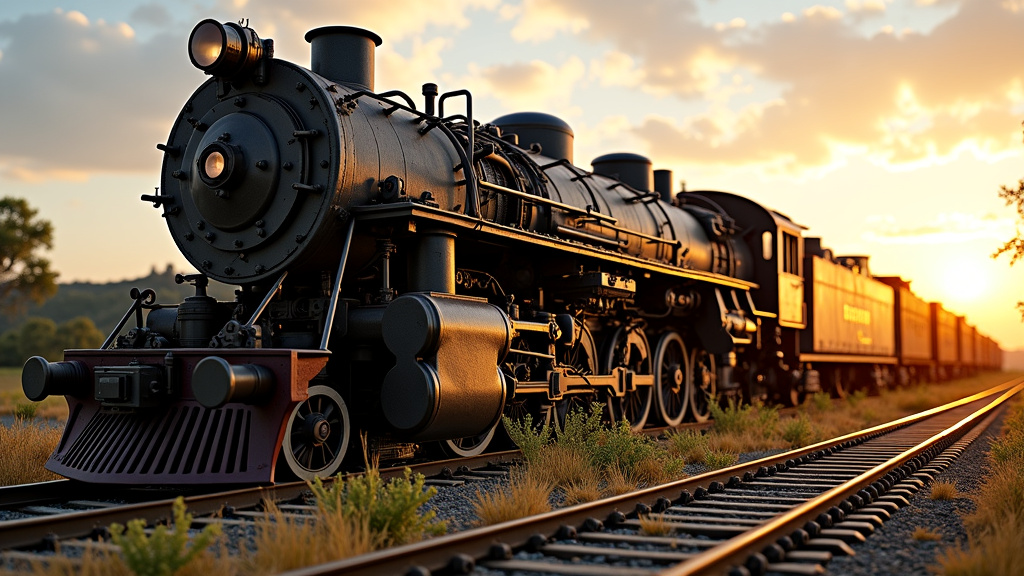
[17,317,60,362]
[0,197,58,316]
[994,179,1024,317]
[57,316,104,351]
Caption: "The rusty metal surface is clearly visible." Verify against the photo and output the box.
[803,257,896,357]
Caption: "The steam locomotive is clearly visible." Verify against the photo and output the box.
[22,20,1001,484]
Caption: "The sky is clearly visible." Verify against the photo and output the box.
[3,0,1024,349]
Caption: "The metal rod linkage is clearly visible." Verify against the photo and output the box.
[245,271,289,327]
[320,218,357,350]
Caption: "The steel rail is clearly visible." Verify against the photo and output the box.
[664,378,1024,576]
[0,450,518,550]
[279,377,1023,576]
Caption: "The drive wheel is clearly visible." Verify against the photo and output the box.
[603,325,652,431]
[689,347,717,422]
[282,385,350,480]
[830,368,849,399]
[788,382,806,407]
[654,331,690,427]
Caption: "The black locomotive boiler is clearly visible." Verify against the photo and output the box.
[22,20,999,484]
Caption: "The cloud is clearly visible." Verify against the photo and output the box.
[503,0,590,42]
[861,212,1016,244]
[462,57,587,111]
[846,0,889,12]
[507,0,1024,175]
[0,10,198,181]
[208,0,500,62]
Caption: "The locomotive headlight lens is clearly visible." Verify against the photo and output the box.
[197,142,242,189]
[204,151,226,180]
[190,21,225,68]
[187,19,264,78]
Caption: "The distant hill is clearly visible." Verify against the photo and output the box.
[0,265,237,336]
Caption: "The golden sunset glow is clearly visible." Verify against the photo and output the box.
[2,0,1023,352]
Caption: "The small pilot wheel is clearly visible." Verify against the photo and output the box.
[603,326,653,431]
[442,425,497,458]
[654,331,690,427]
[689,347,717,423]
[282,385,350,480]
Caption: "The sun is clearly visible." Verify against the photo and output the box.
[940,260,990,305]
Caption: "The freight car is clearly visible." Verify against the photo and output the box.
[21,20,1001,484]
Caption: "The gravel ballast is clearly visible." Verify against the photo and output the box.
[824,409,1005,575]
[421,411,1008,575]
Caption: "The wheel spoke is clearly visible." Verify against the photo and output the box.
[281,385,350,480]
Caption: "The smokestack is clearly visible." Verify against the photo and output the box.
[304,26,382,91]
[654,169,673,203]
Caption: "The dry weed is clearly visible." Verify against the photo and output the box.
[637,513,675,536]
[562,475,602,505]
[602,464,639,496]
[241,500,379,574]
[911,526,942,541]
[471,469,553,526]
[938,515,1024,576]
[530,443,599,488]
[0,418,62,485]
[929,481,960,500]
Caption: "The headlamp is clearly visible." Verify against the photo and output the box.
[188,19,264,78]
[198,142,242,189]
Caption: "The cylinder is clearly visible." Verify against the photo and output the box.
[192,357,274,408]
[409,231,455,293]
[22,357,89,401]
[304,26,382,91]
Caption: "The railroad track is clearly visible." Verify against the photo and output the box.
[0,451,517,565]
[1,380,1016,574]
[279,377,1023,576]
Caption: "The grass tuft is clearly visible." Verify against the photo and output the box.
[912,526,942,541]
[638,513,674,536]
[702,449,738,470]
[936,393,1024,574]
[242,500,378,573]
[471,469,552,526]
[929,480,959,500]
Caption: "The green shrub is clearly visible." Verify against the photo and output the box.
[502,413,550,463]
[109,496,221,576]
[703,449,738,470]
[780,414,813,447]
[589,419,684,479]
[13,402,37,420]
[309,468,446,546]
[811,392,833,412]
[844,389,868,409]
[665,428,709,463]
[709,398,751,435]
[555,402,605,453]
[753,403,780,438]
